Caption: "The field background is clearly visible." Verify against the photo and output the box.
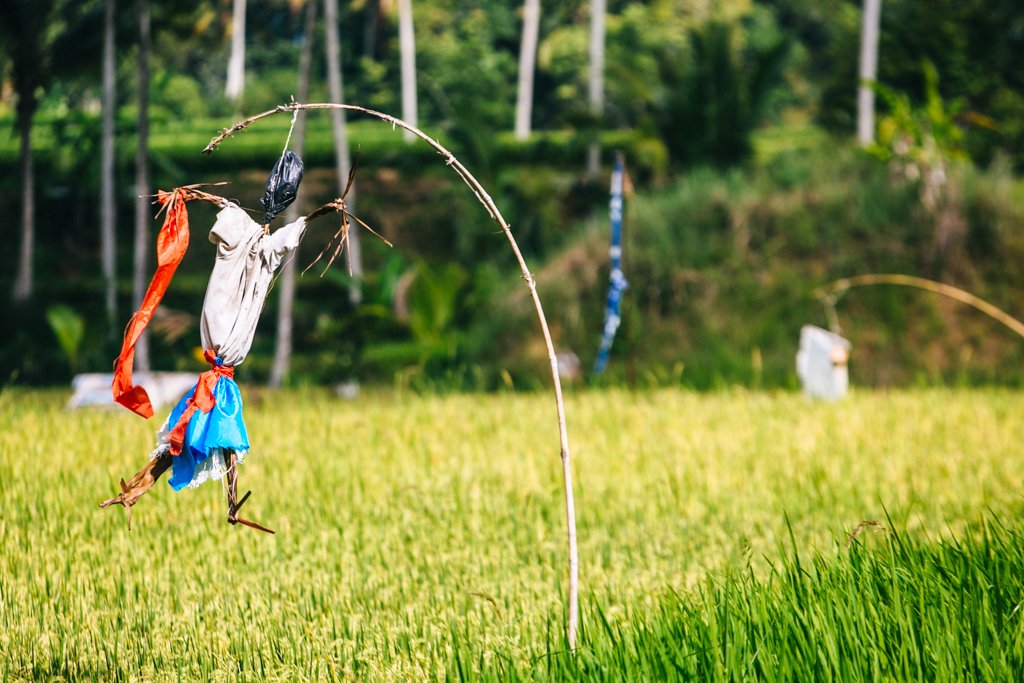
[2,387,1023,680]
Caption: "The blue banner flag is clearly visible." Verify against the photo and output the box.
[593,153,628,375]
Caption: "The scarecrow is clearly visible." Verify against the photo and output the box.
[100,151,370,533]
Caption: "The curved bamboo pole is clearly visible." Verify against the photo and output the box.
[204,102,580,648]
[814,273,1024,340]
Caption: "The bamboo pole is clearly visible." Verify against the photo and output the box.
[814,273,1024,340]
[204,102,580,648]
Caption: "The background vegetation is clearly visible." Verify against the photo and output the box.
[2,0,1024,389]
[1,0,1022,390]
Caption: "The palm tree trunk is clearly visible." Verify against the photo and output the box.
[133,0,151,372]
[269,0,317,389]
[857,0,881,145]
[324,0,362,302]
[11,100,35,303]
[101,0,118,328]
[586,0,605,177]
[363,0,382,58]
[514,0,540,140]
[397,0,417,142]
[225,0,247,101]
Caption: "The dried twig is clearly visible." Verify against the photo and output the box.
[99,448,173,530]
[300,159,390,276]
[204,102,581,648]
[149,182,230,215]
[180,186,230,207]
[302,197,392,277]
[225,451,275,534]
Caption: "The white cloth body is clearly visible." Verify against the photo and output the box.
[148,204,305,487]
[200,203,306,366]
[796,325,851,400]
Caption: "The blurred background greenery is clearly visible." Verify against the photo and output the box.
[1,0,1022,390]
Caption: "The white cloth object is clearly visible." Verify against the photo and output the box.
[796,325,851,400]
[199,203,306,366]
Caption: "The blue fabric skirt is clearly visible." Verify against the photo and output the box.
[164,376,250,490]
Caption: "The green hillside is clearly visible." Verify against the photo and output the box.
[3,125,1023,390]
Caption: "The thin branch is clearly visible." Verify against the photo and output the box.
[305,198,346,222]
[204,102,580,649]
[179,186,230,207]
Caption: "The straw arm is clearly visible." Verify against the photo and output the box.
[305,199,346,222]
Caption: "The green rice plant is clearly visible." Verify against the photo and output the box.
[1,388,1023,680]
[456,516,1024,681]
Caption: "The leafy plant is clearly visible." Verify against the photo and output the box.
[871,62,971,179]
[363,261,470,374]
[405,262,469,346]
[657,20,790,168]
[45,304,84,375]
[869,62,998,269]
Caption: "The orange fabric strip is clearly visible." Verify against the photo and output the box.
[112,190,191,418]
[167,350,235,456]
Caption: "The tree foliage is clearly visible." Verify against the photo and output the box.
[656,19,789,168]
[813,0,1024,166]
[0,0,1022,385]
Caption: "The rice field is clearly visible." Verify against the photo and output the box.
[1,387,1023,680]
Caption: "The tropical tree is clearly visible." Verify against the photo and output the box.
[270,0,317,389]
[324,0,361,300]
[586,0,606,176]
[0,0,100,303]
[101,0,118,328]
[225,0,247,101]
[656,19,789,168]
[816,0,1021,165]
[1,0,59,302]
[397,0,417,141]
[857,0,882,145]
[514,0,540,140]
[132,0,152,371]
[871,63,973,263]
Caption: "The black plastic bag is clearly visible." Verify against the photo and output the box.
[259,151,304,224]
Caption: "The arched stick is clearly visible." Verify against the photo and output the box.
[205,102,580,649]
[814,273,1024,340]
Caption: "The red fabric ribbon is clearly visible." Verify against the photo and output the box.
[167,349,234,456]
[112,190,191,418]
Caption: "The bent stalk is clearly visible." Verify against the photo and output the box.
[204,102,580,648]
[815,273,1024,340]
